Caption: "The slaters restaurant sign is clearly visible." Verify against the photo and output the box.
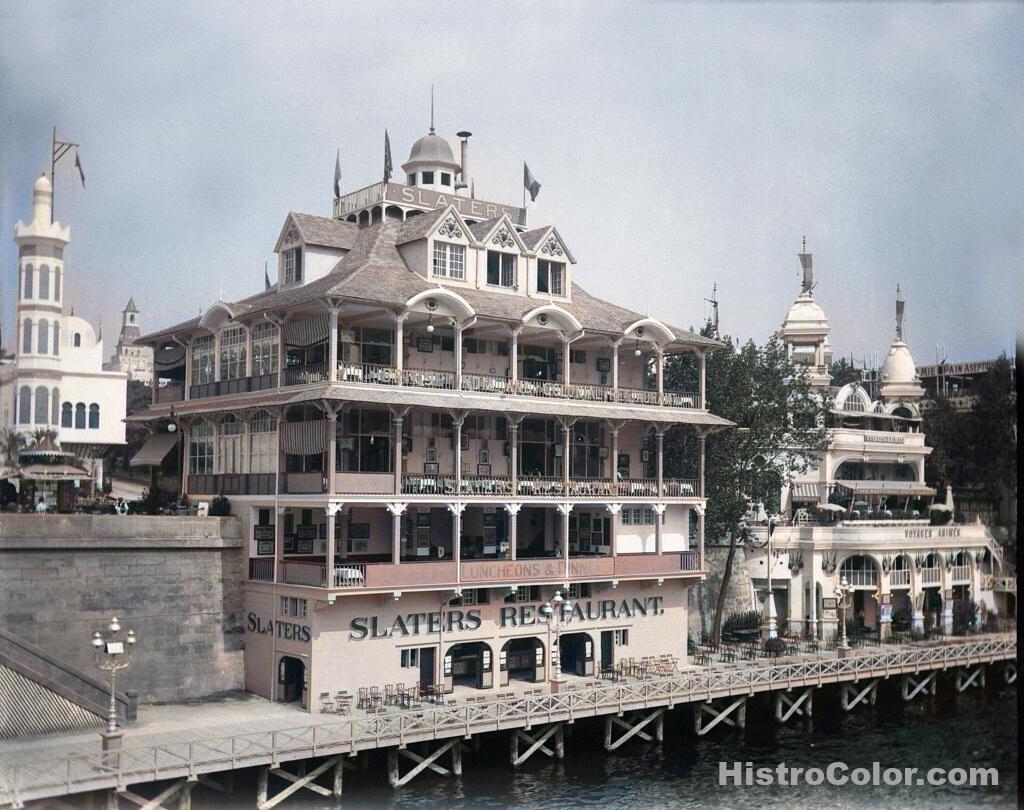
[387,184,526,225]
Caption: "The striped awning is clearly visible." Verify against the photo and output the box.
[791,483,824,501]
[283,315,330,347]
[130,433,180,467]
[19,464,91,481]
[281,420,328,455]
[833,480,936,497]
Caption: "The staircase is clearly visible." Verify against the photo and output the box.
[0,627,135,739]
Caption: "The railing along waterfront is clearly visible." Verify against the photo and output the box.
[2,634,1013,807]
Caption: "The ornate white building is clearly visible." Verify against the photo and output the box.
[743,250,1013,640]
[0,173,127,483]
[106,296,154,383]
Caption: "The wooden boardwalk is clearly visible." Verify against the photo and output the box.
[0,633,1014,807]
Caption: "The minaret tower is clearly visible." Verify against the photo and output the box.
[778,238,832,392]
[11,173,69,427]
[117,296,141,347]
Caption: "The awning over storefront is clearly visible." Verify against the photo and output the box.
[19,464,92,482]
[833,480,936,498]
[130,433,180,468]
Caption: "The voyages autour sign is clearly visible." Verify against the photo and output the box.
[348,596,664,641]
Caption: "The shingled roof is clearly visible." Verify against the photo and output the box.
[140,217,721,350]
[288,212,359,250]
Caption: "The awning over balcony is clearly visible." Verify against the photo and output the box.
[130,433,180,468]
[791,483,824,501]
[283,315,330,347]
[281,420,328,454]
[833,480,936,497]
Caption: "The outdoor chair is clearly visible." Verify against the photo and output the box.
[357,687,369,709]
[319,692,334,713]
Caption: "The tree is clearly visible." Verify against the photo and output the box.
[829,357,861,387]
[664,331,828,642]
[1,428,25,469]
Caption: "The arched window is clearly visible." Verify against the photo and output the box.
[251,322,279,376]
[219,326,247,380]
[248,410,277,473]
[88,403,100,429]
[18,387,31,424]
[75,403,86,429]
[74,332,82,348]
[51,388,59,425]
[37,319,48,354]
[22,320,32,353]
[61,402,73,427]
[54,267,61,301]
[839,555,879,587]
[38,265,50,299]
[53,322,60,355]
[34,386,49,424]
[23,265,33,298]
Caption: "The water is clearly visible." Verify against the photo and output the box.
[109,686,1021,809]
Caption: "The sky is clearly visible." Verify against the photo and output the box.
[1,1,1021,367]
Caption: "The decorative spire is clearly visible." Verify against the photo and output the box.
[704,283,719,337]
[896,284,905,340]
[798,237,813,294]
[429,85,435,134]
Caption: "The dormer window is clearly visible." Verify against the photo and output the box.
[433,242,465,280]
[537,260,564,295]
[283,247,303,285]
[487,250,517,288]
[422,171,435,185]
[440,172,451,186]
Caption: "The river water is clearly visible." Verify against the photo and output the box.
[158,683,1018,809]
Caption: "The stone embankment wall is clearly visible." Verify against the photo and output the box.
[688,543,755,639]
[0,515,244,702]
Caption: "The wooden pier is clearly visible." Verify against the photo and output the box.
[0,633,1014,809]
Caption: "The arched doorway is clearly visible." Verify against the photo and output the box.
[839,555,880,631]
[500,637,544,686]
[277,655,305,704]
[558,632,594,677]
[444,642,493,691]
[923,589,943,631]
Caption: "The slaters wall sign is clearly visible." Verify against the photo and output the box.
[386,184,526,225]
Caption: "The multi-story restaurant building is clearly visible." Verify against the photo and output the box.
[743,251,1013,640]
[132,126,730,709]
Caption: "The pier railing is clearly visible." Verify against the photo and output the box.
[1,634,1014,807]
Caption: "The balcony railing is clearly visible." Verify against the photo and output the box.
[920,567,942,585]
[516,476,567,497]
[459,474,514,496]
[187,473,276,496]
[330,364,698,408]
[401,473,457,495]
[951,564,971,583]
[267,551,702,591]
[396,473,698,499]
[890,569,911,587]
[248,557,275,582]
[285,362,328,386]
[616,478,658,498]
[190,373,277,400]
[154,383,185,404]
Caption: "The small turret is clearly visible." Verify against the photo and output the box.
[32,174,53,224]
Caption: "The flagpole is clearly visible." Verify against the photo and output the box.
[50,127,56,224]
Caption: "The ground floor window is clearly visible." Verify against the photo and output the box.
[614,629,630,646]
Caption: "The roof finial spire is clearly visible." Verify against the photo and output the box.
[429,85,435,134]
[798,238,813,294]
[896,283,905,340]
[802,234,806,253]
[704,283,719,337]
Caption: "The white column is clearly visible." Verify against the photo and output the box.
[562,335,571,390]
[509,418,520,496]
[449,503,464,583]
[698,433,706,497]
[504,503,521,560]
[558,503,572,578]
[611,339,621,391]
[395,312,407,379]
[454,323,464,390]
[453,413,465,492]
[610,426,620,486]
[656,349,664,399]
[213,331,221,383]
[653,503,666,554]
[510,326,520,387]
[562,419,571,495]
[696,505,705,567]
[183,339,193,400]
[328,307,339,382]
[606,503,621,556]
[326,508,336,585]
[326,409,338,495]
[699,350,707,410]
[388,503,406,564]
[655,429,665,496]
[244,325,253,379]
[392,413,404,495]
[276,320,287,387]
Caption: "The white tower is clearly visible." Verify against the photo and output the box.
[11,174,69,428]
[778,242,832,392]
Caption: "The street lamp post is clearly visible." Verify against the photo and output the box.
[752,503,778,640]
[834,577,853,653]
[540,590,573,691]
[91,616,137,751]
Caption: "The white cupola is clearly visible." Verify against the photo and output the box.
[879,286,924,401]
[778,244,832,391]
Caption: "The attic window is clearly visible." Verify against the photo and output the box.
[422,171,435,184]
[537,260,564,295]
[440,172,451,186]
[284,247,303,285]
